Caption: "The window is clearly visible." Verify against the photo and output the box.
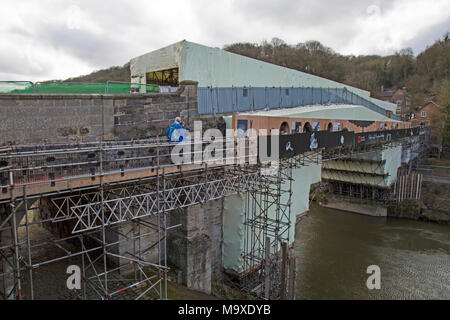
[243,88,248,97]
[237,119,248,137]
[396,100,402,106]
[312,121,320,131]
[421,111,426,118]
[285,88,289,96]
[333,122,341,132]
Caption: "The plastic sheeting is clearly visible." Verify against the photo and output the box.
[198,86,400,120]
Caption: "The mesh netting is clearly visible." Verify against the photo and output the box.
[0,81,34,93]
[0,81,159,94]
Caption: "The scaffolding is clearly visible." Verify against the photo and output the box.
[323,128,430,204]
[222,153,321,299]
[0,137,261,300]
[241,157,294,299]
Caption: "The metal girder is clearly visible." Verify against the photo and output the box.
[52,171,260,233]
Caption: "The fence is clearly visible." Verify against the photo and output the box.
[198,86,400,121]
[0,81,159,94]
[393,172,423,201]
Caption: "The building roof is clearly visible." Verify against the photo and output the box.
[381,88,408,98]
[380,89,395,97]
[416,101,441,113]
[238,104,401,122]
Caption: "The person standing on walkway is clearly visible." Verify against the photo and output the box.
[166,117,186,142]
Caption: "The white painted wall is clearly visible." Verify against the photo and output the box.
[222,154,321,273]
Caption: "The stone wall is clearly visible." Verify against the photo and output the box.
[322,194,387,217]
[0,81,199,145]
[113,81,199,140]
[111,215,163,269]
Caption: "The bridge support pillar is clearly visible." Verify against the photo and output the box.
[167,199,223,294]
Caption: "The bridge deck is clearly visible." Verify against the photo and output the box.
[0,138,257,202]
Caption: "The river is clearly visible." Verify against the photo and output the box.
[295,204,450,299]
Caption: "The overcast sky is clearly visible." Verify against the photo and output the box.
[0,0,449,81]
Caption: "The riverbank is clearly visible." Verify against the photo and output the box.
[419,180,450,225]
[418,157,450,225]
[321,194,387,217]
[318,194,449,225]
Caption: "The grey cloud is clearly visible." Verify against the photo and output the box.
[188,0,399,52]
[34,24,123,66]
[0,0,448,81]
[406,22,450,55]
[237,0,396,31]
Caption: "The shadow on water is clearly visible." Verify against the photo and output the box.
[295,203,450,300]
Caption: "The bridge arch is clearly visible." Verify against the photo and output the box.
[280,122,290,135]
[303,122,313,133]
[327,122,333,131]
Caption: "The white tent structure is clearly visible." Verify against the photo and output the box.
[130,40,397,114]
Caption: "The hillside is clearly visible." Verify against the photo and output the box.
[63,63,130,83]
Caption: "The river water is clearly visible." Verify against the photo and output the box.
[295,204,450,300]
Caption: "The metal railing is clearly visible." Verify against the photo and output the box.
[0,137,258,201]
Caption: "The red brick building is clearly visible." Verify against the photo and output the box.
[379,87,411,119]
[412,101,444,145]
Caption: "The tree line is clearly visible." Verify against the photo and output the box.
[224,34,449,108]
